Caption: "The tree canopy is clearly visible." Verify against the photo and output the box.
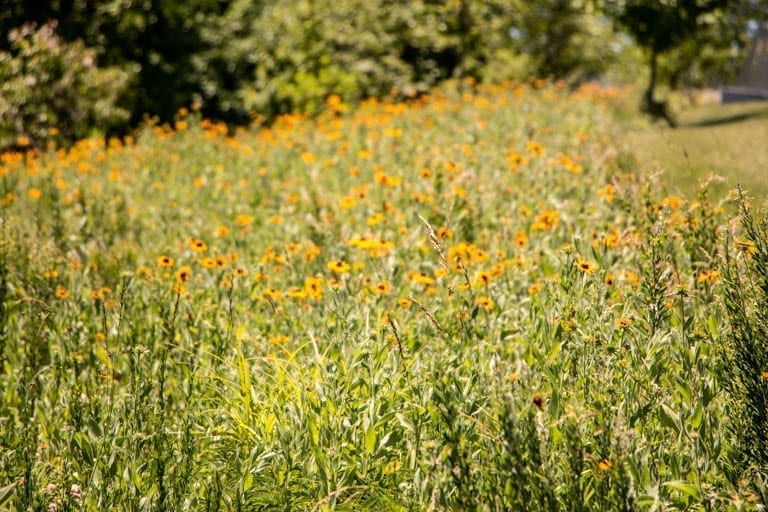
[0,0,760,146]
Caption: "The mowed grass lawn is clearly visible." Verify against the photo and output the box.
[623,100,768,200]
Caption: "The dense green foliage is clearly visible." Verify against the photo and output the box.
[3,0,759,149]
[0,22,131,150]
[603,0,767,120]
[1,80,767,510]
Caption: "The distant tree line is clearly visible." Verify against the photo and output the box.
[0,0,764,148]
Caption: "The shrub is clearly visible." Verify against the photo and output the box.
[722,190,768,504]
[0,21,132,150]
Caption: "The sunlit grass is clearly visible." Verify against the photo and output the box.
[623,100,768,200]
[0,80,764,510]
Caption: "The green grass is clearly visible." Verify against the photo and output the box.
[622,100,768,200]
[1,81,767,510]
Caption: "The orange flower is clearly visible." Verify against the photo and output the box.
[436,226,453,240]
[372,281,391,295]
[474,271,492,287]
[514,230,527,249]
[189,238,207,252]
[175,266,192,283]
[236,214,253,227]
[304,276,324,300]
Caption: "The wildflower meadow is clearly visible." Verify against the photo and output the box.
[2,80,768,511]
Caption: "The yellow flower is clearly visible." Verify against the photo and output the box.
[339,196,356,209]
[532,209,558,231]
[55,286,69,299]
[527,140,544,158]
[236,214,253,227]
[367,212,385,226]
[622,271,641,286]
[514,230,527,249]
[597,184,615,202]
[216,225,230,237]
[327,260,351,275]
[506,152,528,168]
[436,226,453,240]
[304,276,324,300]
[528,283,542,295]
[616,318,633,329]
[475,296,495,310]
[697,270,720,285]
[28,187,42,200]
[189,238,207,252]
[576,259,598,274]
[175,266,192,283]
[262,287,284,302]
[372,281,391,295]
[287,288,308,300]
[407,272,435,285]
[200,257,217,269]
[374,171,402,187]
[157,255,174,268]
[474,271,492,287]
[597,459,613,471]
[735,238,757,256]
[232,267,248,278]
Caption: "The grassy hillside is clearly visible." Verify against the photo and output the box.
[1,81,766,510]
[623,100,768,200]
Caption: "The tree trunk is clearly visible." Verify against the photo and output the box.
[644,47,658,112]
[643,46,676,126]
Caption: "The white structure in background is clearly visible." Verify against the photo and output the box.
[722,22,768,103]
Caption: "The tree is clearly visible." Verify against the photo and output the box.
[605,0,732,124]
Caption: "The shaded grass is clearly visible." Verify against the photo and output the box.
[621,101,768,200]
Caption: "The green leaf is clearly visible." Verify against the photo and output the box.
[243,472,253,493]
[0,483,16,508]
[364,426,377,455]
[73,432,95,466]
[662,480,701,501]
[675,380,692,405]
[658,404,680,434]
[689,402,704,430]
